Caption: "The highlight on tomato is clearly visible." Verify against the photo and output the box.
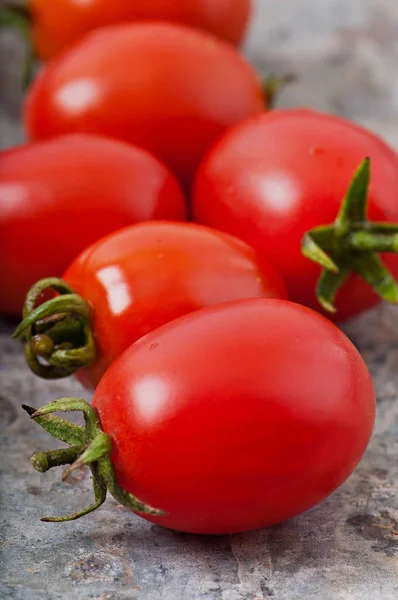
[193,108,398,321]
[24,22,266,189]
[24,298,375,533]
[0,0,252,62]
[0,134,186,317]
[14,222,287,390]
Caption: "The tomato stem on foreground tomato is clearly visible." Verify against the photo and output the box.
[21,400,164,522]
[13,278,96,378]
[302,157,398,312]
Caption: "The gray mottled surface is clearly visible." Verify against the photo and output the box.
[1,1,398,598]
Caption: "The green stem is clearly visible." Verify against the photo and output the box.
[24,342,81,380]
[25,399,166,522]
[301,157,398,312]
[32,447,83,473]
[14,278,97,379]
[0,3,35,89]
[263,73,297,108]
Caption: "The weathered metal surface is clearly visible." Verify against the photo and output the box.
[1,1,398,598]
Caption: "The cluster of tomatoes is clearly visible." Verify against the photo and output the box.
[2,0,398,535]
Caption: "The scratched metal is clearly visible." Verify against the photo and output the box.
[1,1,398,599]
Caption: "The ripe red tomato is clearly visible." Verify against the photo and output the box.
[16,222,287,389]
[28,299,375,532]
[24,23,265,189]
[0,134,186,316]
[193,108,398,321]
[29,0,252,60]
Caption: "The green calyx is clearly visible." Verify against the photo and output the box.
[0,3,35,89]
[22,399,165,522]
[302,157,398,313]
[263,73,297,109]
[13,278,97,379]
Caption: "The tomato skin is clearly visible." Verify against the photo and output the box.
[193,108,398,321]
[92,298,375,534]
[0,134,186,316]
[24,23,265,189]
[30,0,252,60]
[63,222,287,390]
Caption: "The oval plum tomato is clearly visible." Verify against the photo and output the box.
[15,222,287,390]
[26,0,252,60]
[193,108,398,321]
[0,134,186,316]
[24,22,265,189]
[26,298,375,533]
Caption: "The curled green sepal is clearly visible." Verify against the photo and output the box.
[24,398,165,522]
[13,278,97,379]
[22,404,86,446]
[315,267,350,314]
[301,157,398,312]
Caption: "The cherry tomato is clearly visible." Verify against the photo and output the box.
[193,108,398,321]
[29,0,252,60]
[28,299,375,532]
[0,134,186,316]
[16,222,287,390]
[24,23,265,189]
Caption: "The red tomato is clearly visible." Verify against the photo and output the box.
[17,222,287,389]
[0,134,186,316]
[71,298,374,533]
[193,108,398,321]
[30,0,252,60]
[24,23,265,189]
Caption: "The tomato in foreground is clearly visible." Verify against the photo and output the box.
[0,134,186,316]
[15,222,286,389]
[26,299,375,533]
[193,108,398,321]
[24,22,265,189]
[25,0,252,60]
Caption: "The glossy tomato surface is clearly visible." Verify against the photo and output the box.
[64,222,287,389]
[93,298,375,534]
[193,109,398,321]
[25,23,265,189]
[30,0,252,60]
[0,134,186,316]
